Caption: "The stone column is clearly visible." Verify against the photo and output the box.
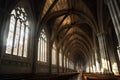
[88,62,90,73]
[97,32,112,73]
[92,53,96,72]
[89,59,92,73]
[91,56,94,72]
[0,8,9,64]
[32,38,38,74]
[62,54,64,72]
[0,9,4,64]
[67,58,69,72]
[57,49,59,73]
[107,0,120,45]
[65,56,67,72]
[94,50,100,72]
[48,42,52,73]
[116,47,120,74]
[106,0,120,74]
[91,55,94,72]
[88,63,90,73]
[108,38,119,75]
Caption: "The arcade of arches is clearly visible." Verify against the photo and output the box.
[0,0,120,79]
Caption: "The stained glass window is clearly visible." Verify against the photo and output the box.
[37,29,47,62]
[6,7,29,58]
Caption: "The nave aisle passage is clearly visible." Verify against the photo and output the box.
[68,74,82,80]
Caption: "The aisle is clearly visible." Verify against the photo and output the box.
[68,74,82,80]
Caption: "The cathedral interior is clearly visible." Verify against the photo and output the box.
[0,0,120,80]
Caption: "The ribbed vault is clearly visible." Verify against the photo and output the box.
[38,0,98,67]
[1,0,119,75]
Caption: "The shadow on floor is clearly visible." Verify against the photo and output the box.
[58,74,82,80]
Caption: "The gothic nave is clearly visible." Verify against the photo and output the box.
[0,0,120,80]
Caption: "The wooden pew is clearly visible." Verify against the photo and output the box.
[82,73,119,80]
[58,72,79,80]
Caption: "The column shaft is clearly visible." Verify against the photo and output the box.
[107,0,120,74]
[107,0,120,45]
[97,32,111,73]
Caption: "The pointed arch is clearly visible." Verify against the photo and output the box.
[5,6,29,57]
[37,28,47,62]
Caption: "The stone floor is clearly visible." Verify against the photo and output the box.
[68,74,82,80]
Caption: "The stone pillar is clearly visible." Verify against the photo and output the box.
[116,46,120,74]
[67,58,69,72]
[49,42,52,73]
[62,54,64,72]
[89,59,92,73]
[57,49,59,73]
[87,62,89,73]
[94,50,100,72]
[97,32,112,73]
[85,64,87,72]
[0,9,4,63]
[109,41,119,75]
[88,60,90,72]
[91,55,94,72]
[32,38,38,74]
[107,0,120,45]
[114,47,120,75]
[65,56,67,72]
[0,8,9,64]
[91,56,94,72]
[92,53,96,72]
[106,0,120,74]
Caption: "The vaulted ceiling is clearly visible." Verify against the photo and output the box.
[36,0,110,64]
[1,0,113,65]
[39,0,98,64]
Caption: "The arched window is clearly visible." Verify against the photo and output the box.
[52,42,56,65]
[37,29,47,62]
[59,49,62,67]
[5,7,29,57]
[117,47,120,61]
[64,56,66,68]
[69,60,74,70]
[67,58,69,68]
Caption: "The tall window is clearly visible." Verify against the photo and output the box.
[67,58,69,68]
[6,7,29,57]
[64,56,66,68]
[117,47,120,61]
[69,60,74,69]
[37,29,47,62]
[52,42,56,65]
[59,49,62,67]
